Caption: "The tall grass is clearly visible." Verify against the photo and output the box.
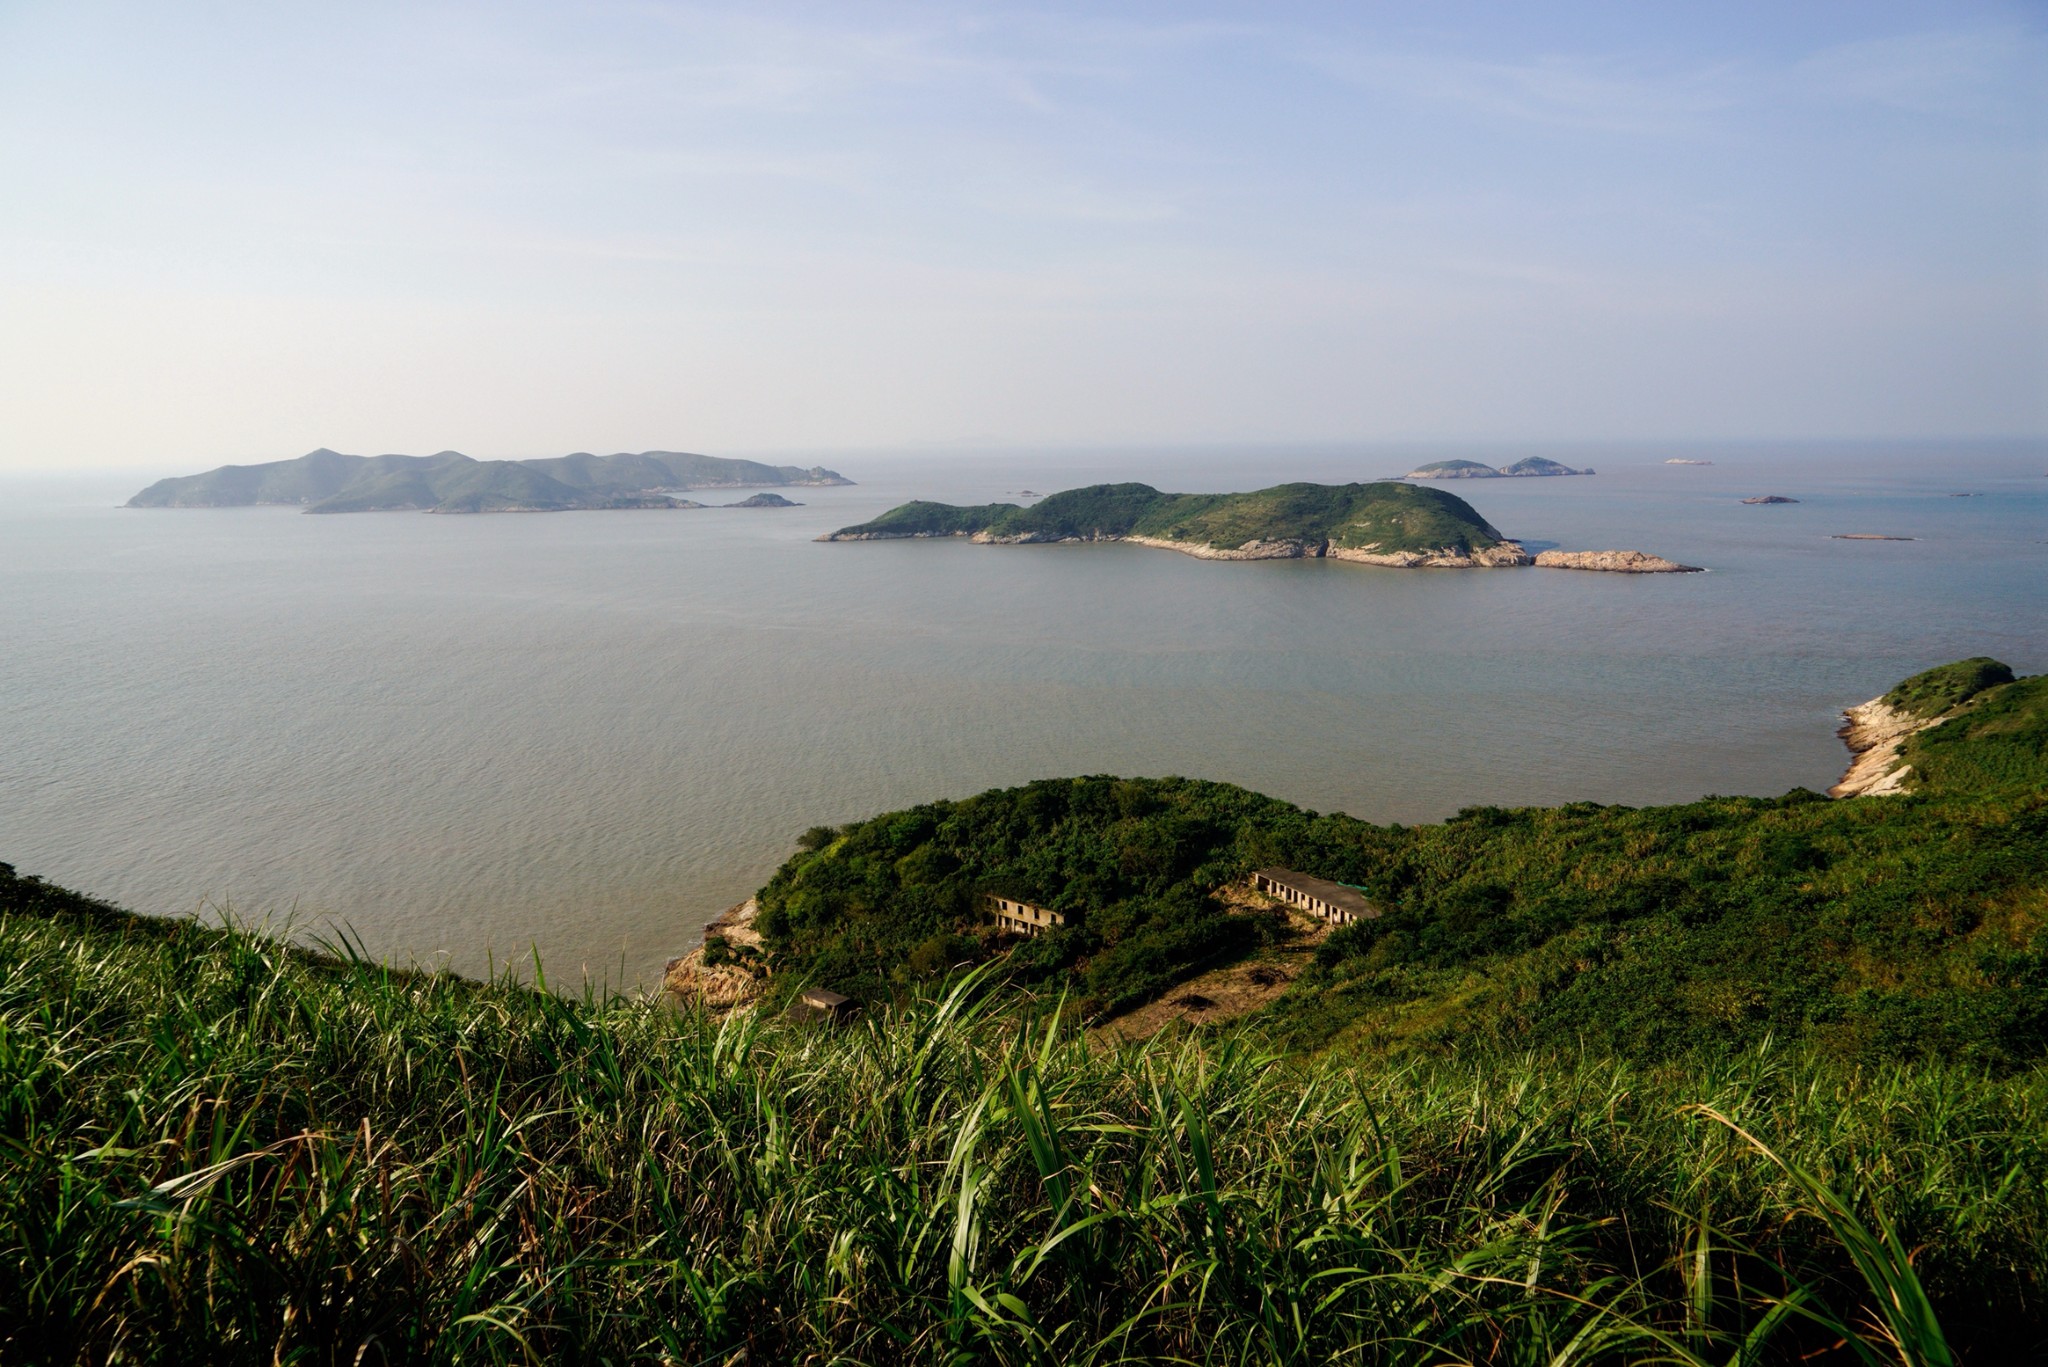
[2,902,2043,1364]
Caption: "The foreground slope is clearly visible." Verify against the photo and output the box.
[128,448,851,513]
[3,863,2043,1361]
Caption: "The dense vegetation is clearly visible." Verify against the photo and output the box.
[827,480,1514,556]
[2,867,2040,1362]
[829,498,1018,537]
[1882,655,2014,718]
[127,448,849,512]
[756,667,2048,1063]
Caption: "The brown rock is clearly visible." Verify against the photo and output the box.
[663,898,766,1011]
[1533,549,1702,573]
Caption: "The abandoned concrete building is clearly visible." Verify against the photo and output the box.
[987,895,1066,938]
[785,987,859,1026]
[1252,868,1379,925]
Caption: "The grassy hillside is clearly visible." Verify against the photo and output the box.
[826,499,1017,537]
[826,481,1512,556]
[755,664,2048,1062]
[2,864,2041,1362]
[1901,672,2047,793]
[1882,656,2015,718]
[128,449,851,512]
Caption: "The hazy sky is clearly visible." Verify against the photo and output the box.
[2,1,2042,469]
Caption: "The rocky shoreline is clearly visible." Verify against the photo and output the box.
[661,897,767,1011]
[1119,533,1536,567]
[832,527,1700,571]
[1829,699,1938,798]
[1532,549,1702,573]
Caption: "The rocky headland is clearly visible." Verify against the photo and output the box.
[1830,657,2017,797]
[662,898,767,1011]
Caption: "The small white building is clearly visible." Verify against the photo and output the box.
[1252,868,1379,925]
[987,895,1065,938]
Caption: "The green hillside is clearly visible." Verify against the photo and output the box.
[4,658,2046,1359]
[825,498,1016,537]
[1882,655,2015,719]
[826,480,1515,557]
[127,449,852,513]
[755,662,2048,1059]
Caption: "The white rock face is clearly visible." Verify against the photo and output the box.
[1830,700,1939,798]
[1329,540,1533,568]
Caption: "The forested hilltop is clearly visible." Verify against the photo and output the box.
[748,659,2047,1060]
[4,657,2044,1361]
[128,448,851,513]
[823,480,1534,566]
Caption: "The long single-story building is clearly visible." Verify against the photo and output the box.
[1251,868,1379,925]
[987,895,1066,938]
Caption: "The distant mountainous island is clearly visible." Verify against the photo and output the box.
[1404,457,1593,479]
[127,448,852,514]
[825,480,1700,571]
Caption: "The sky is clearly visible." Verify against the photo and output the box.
[0,1,2042,469]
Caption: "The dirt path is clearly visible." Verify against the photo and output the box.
[1095,887,1333,1043]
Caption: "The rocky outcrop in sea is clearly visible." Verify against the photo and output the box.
[1533,550,1702,573]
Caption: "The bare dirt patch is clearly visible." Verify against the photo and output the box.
[1096,888,1334,1043]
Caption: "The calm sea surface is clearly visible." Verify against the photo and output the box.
[4,441,2043,986]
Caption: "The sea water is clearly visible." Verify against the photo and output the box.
[3,440,2042,986]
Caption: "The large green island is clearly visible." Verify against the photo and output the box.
[128,447,852,514]
[824,480,1698,570]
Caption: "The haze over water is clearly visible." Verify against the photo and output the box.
[4,441,2042,987]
